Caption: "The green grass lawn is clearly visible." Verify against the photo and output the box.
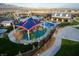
[55,39,79,56]
[0,37,33,56]
[75,17,79,21]
[74,27,79,30]
[58,20,79,27]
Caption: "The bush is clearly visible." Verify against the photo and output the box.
[5,26,13,33]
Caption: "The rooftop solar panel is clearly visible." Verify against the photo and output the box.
[56,13,60,16]
[52,13,71,18]
[62,13,66,17]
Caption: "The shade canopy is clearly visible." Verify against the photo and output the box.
[16,17,41,30]
[31,16,42,20]
[18,16,42,22]
[42,22,54,28]
[21,18,29,22]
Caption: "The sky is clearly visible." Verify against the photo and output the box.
[8,3,79,9]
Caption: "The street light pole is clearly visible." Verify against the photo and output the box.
[44,22,45,29]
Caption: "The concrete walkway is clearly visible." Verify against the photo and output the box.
[59,26,79,42]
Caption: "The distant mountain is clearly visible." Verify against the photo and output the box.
[0,3,79,9]
[0,3,19,8]
[9,3,79,9]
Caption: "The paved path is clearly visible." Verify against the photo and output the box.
[59,26,79,42]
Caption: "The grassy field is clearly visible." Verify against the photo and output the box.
[58,20,79,27]
[0,37,33,56]
[75,17,79,21]
[74,27,79,30]
[55,39,79,56]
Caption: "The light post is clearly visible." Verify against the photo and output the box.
[44,22,45,29]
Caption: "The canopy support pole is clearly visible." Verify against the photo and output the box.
[44,22,45,28]
[27,30,30,40]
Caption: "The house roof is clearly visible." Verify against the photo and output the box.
[0,17,13,23]
[1,20,13,25]
[0,29,7,33]
[52,13,71,18]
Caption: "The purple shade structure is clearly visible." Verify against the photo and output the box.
[19,16,42,22]
[21,18,29,22]
[16,17,42,40]
[31,16,42,20]
[16,17,42,31]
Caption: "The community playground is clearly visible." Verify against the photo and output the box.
[8,16,59,47]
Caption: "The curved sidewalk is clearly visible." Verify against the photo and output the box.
[59,26,79,42]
